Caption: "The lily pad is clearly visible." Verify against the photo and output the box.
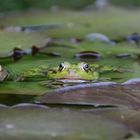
[38,79,140,109]
[0,81,47,95]
[0,104,129,140]
[89,108,140,134]
[0,31,46,54]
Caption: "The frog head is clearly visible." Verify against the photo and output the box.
[48,62,99,82]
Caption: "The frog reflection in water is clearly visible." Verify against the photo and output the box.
[47,62,99,83]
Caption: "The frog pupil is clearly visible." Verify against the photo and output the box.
[59,63,64,71]
[83,64,89,72]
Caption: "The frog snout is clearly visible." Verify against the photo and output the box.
[69,70,76,75]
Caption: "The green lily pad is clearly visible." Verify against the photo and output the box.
[0,31,46,54]
[1,8,140,38]
[0,81,47,95]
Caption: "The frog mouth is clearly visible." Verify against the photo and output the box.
[56,71,89,82]
[57,78,88,83]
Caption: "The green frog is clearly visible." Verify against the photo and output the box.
[47,62,99,83]
[16,62,99,82]
[15,65,48,81]
[17,62,124,88]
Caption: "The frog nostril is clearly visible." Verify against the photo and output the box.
[69,70,76,75]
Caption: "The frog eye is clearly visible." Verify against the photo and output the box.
[83,64,89,72]
[58,63,65,71]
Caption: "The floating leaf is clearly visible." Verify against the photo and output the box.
[0,81,47,96]
[0,104,129,140]
[89,108,140,134]
[38,79,140,109]
[0,31,46,54]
